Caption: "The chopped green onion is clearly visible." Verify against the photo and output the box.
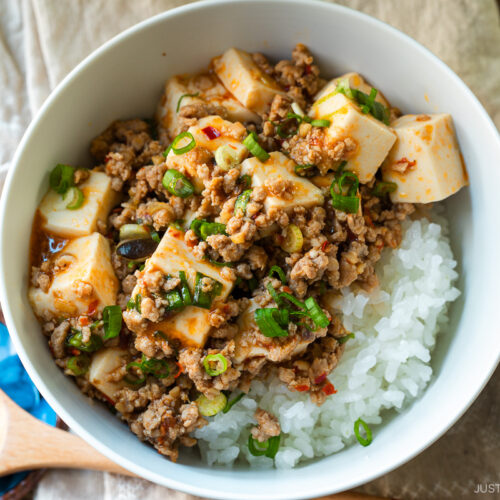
[214,144,241,171]
[126,294,142,313]
[338,333,355,344]
[67,354,90,376]
[165,289,184,311]
[276,119,299,139]
[266,282,281,305]
[196,392,227,416]
[163,131,196,157]
[190,219,226,240]
[254,308,289,338]
[64,186,84,210]
[234,189,252,215]
[281,224,304,253]
[126,353,170,382]
[119,224,150,241]
[243,131,270,162]
[240,174,252,188]
[354,418,373,446]
[162,169,194,198]
[193,272,223,309]
[102,305,122,340]
[310,119,330,127]
[203,353,228,376]
[150,229,161,243]
[248,434,281,459]
[372,181,397,197]
[278,292,306,311]
[304,297,330,328]
[49,164,74,194]
[286,112,304,122]
[178,270,192,306]
[294,164,316,177]
[330,171,360,214]
[65,331,103,353]
[223,392,244,413]
[268,265,287,283]
[176,92,199,112]
[208,259,234,267]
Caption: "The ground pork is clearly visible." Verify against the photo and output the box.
[251,408,281,442]
[50,321,69,359]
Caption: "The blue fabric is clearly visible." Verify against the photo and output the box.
[0,322,57,495]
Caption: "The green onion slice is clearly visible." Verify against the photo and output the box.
[354,418,373,446]
[372,181,397,197]
[67,354,90,376]
[254,308,289,338]
[208,259,234,268]
[102,305,122,340]
[150,229,161,243]
[193,272,223,309]
[223,392,244,413]
[330,171,360,214]
[279,292,306,311]
[162,169,194,198]
[294,164,316,177]
[176,92,200,112]
[248,434,281,458]
[268,265,287,284]
[64,186,84,210]
[178,270,192,306]
[49,164,74,194]
[234,189,252,215]
[243,131,270,162]
[338,333,355,344]
[266,282,281,305]
[126,353,171,382]
[163,131,196,157]
[165,289,184,311]
[65,331,103,353]
[203,353,228,376]
[309,119,331,127]
[240,174,252,188]
[126,294,142,313]
[304,297,330,328]
[190,219,227,240]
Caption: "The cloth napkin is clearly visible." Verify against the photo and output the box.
[0,1,499,499]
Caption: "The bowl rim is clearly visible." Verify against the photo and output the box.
[1,0,499,498]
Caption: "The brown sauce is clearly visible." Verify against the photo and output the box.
[29,210,69,267]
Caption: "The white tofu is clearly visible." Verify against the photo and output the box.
[156,73,260,141]
[88,348,129,403]
[166,115,248,192]
[233,299,311,365]
[29,233,119,320]
[315,72,390,108]
[38,171,119,238]
[125,226,234,349]
[240,152,324,212]
[309,93,396,183]
[213,48,287,115]
[381,114,468,203]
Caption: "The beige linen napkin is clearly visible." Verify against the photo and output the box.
[0,1,499,499]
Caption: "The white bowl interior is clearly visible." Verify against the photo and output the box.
[1,1,499,499]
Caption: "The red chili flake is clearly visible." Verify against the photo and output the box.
[364,214,375,228]
[112,207,122,213]
[202,126,221,140]
[104,154,111,163]
[87,300,99,316]
[282,286,292,294]
[395,157,417,169]
[79,316,89,326]
[71,348,81,356]
[102,394,116,406]
[174,362,184,379]
[314,373,327,385]
[321,241,330,252]
[294,384,310,392]
[305,64,312,75]
[322,382,337,396]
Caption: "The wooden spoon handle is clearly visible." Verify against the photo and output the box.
[0,389,133,476]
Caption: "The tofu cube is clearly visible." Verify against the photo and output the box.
[166,115,248,192]
[240,152,324,212]
[315,72,390,108]
[381,114,469,203]
[156,73,260,141]
[88,348,129,403]
[124,226,234,349]
[233,299,311,365]
[29,233,119,320]
[38,171,119,238]
[309,93,396,183]
[213,48,287,115]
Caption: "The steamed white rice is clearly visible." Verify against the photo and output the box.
[194,215,460,468]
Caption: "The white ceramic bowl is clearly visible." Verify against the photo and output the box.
[1,1,499,498]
